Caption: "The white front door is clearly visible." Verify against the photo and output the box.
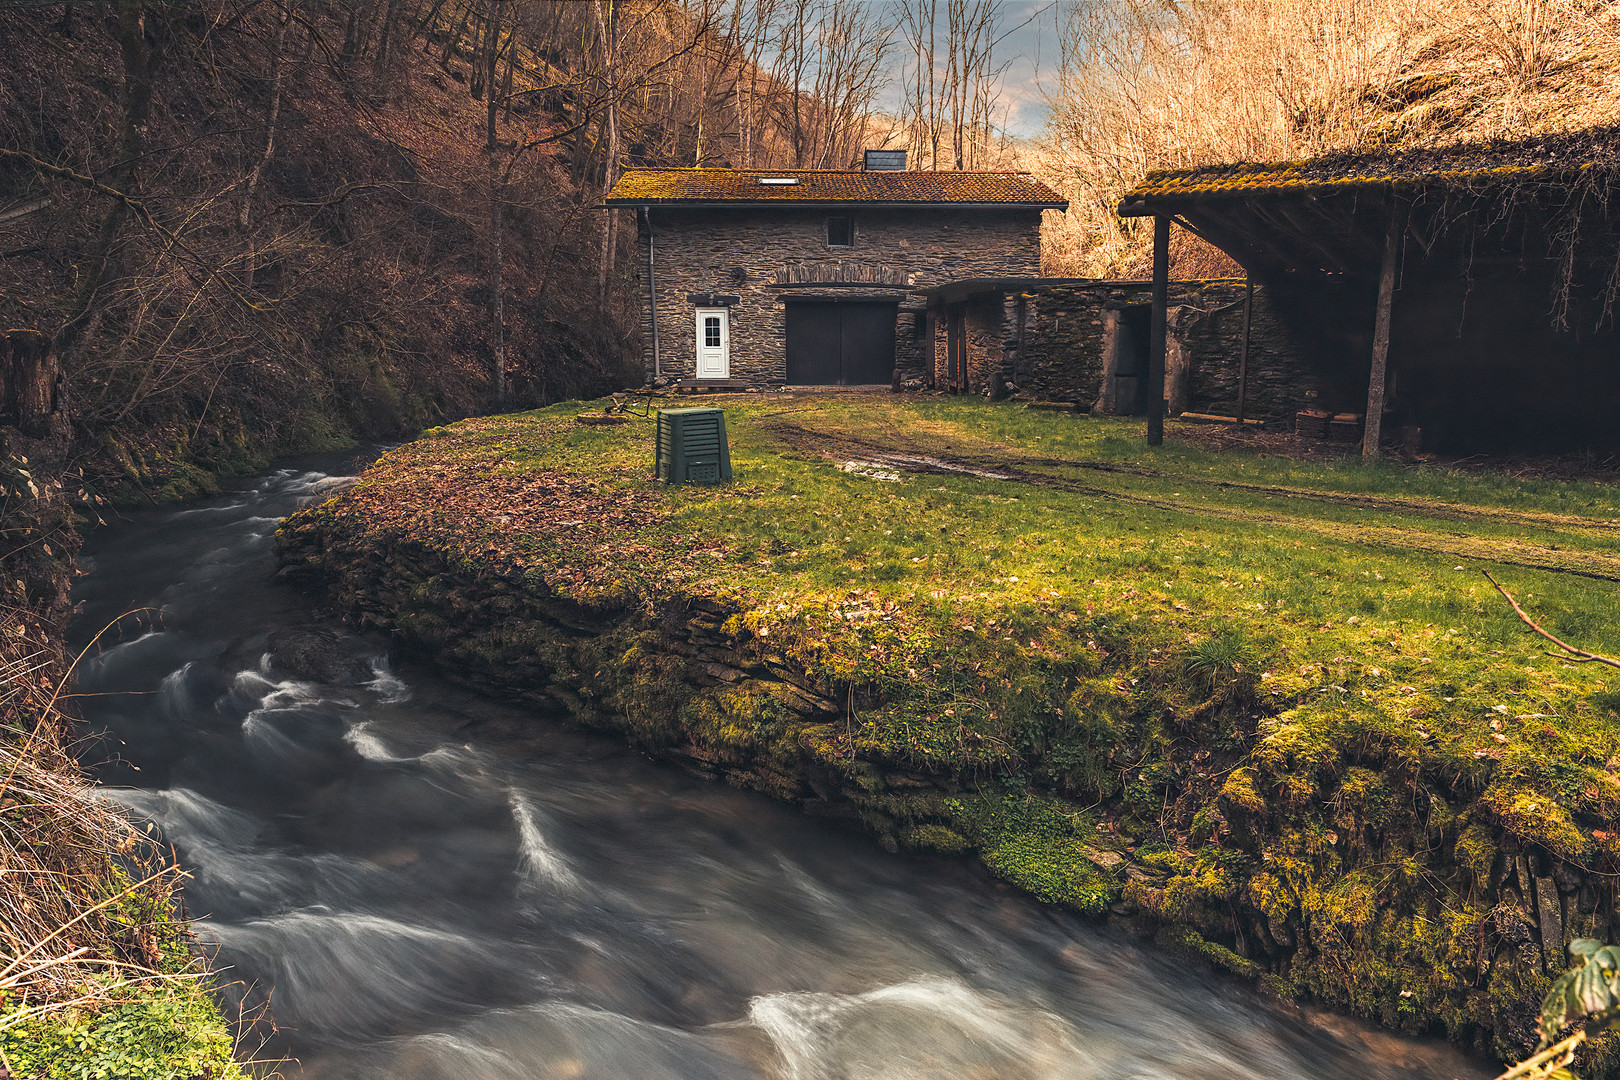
[695,308,730,379]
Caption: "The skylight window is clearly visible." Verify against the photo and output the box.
[758,177,799,185]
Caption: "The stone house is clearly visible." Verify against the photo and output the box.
[923,277,1323,420]
[604,153,1066,388]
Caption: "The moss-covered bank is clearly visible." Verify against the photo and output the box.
[279,397,1620,1071]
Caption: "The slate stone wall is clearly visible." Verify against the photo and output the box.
[947,280,1327,418]
[632,206,1043,385]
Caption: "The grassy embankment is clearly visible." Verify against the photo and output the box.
[280,393,1620,1069]
[0,450,246,1079]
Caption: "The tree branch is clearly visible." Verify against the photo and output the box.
[1483,570,1620,669]
[0,148,270,313]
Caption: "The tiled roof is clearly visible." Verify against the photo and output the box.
[605,168,1067,208]
[1122,126,1620,209]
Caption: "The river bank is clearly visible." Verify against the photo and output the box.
[64,447,1485,1080]
[277,393,1620,1072]
[0,430,245,1079]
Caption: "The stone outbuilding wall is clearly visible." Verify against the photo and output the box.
[927,279,1326,419]
[634,207,1044,386]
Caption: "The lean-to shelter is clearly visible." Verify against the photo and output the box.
[1118,127,1620,454]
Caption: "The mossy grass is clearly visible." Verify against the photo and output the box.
[284,393,1620,1065]
[0,889,248,1080]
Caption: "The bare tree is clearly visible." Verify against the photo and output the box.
[486,0,509,406]
[241,0,301,289]
[899,0,1022,171]
[767,0,894,167]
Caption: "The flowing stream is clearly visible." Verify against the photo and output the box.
[68,457,1491,1079]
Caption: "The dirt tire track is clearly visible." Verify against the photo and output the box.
[761,417,1620,582]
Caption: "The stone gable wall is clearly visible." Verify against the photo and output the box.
[632,206,1042,385]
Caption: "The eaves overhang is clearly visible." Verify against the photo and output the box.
[605,199,1068,211]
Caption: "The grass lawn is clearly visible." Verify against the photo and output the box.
[285,392,1620,1061]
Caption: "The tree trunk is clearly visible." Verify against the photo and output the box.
[59,4,161,354]
[241,1,296,289]
[372,0,403,99]
[486,0,506,406]
[596,0,620,303]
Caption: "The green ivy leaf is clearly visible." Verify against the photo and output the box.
[1573,961,1615,1016]
[1571,939,1603,960]
[1545,969,1584,1042]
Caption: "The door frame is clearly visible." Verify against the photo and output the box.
[694,307,730,379]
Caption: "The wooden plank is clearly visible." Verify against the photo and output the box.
[1147,215,1170,446]
[1363,200,1405,460]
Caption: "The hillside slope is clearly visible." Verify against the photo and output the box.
[0,1,640,497]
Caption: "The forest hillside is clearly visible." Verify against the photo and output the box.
[0,0,982,500]
[0,1,687,493]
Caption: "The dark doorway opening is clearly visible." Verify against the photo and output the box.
[944,303,968,392]
[1111,304,1152,415]
[786,301,897,385]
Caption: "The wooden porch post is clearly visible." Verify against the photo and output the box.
[1363,199,1404,460]
[1147,214,1170,446]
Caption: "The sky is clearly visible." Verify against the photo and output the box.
[990,1,1066,138]
[869,0,1069,141]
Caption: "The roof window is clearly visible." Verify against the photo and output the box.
[757,177,800,185]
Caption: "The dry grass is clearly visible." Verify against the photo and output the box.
[0,617,184,1024]
[1034,0,1620,277]
[0,446,242,1073]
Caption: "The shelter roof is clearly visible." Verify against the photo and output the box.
[606,168,1067,209]
[1121,126,1620,214]
[1117,127,1620,280]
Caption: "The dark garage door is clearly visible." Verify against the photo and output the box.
[785,301,897,385]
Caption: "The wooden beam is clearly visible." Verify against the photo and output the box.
[1250,202,1352,274]
[1363,200,1405,460]
[1147,214,1170,446]
[1173,208,1291,277]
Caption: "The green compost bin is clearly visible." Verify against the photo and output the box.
[655,407,732,485]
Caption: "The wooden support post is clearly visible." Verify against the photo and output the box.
[1146,214,1170,446]
[1235,275,1253,423]
[1363,200,1404,460]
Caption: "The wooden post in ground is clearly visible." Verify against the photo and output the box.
[1363,200,1404,460]
[1146,214,1170,446]
[1235,275,1253,423]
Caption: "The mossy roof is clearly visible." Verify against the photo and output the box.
[1121,126,1620,211]
[606,168,1067,208]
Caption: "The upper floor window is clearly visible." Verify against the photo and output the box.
[826,216,854,247]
